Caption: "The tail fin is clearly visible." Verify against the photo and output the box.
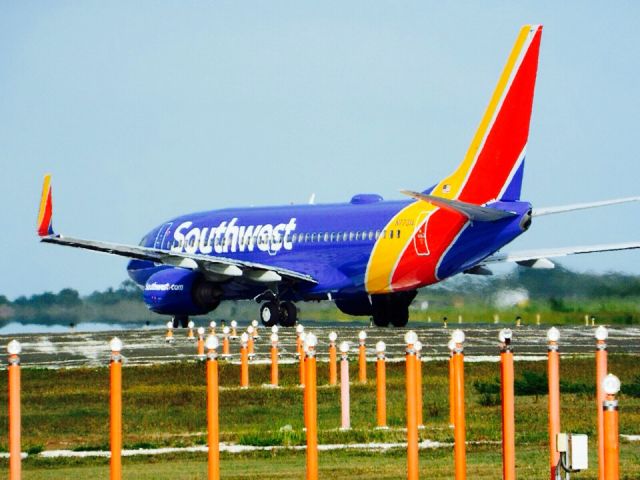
[37,174,54,237]
[434,24,542,204]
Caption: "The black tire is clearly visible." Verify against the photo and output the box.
[260,301,279,327]
[173,315,189,328]
[371,295,390,327]
[279,301,297,327]
[390,308,409,327]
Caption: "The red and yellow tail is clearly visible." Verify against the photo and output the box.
[37,174,54,237]
[436,24,543,204]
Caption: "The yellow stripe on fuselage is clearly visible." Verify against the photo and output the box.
[37,174,52,227]
[364,25,533,293]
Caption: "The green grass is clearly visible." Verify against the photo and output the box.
[1,356,639,478]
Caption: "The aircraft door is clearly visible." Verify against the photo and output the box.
[154,222,173,249]
[413,212,431,256]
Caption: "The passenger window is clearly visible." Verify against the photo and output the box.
[330,232,336,242]
[324,232,329,242]
[389,230,394,239]
[368,231,374,241]
[375,230,380,239]
[349,232,354,241]
[397,229,401,238]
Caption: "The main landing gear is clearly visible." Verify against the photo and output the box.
[371,290,418,328]
[260,300,298,327]
[172,315,190,328]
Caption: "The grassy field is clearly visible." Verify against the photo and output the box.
[1,355,639,478]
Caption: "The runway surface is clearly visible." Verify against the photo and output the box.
[2,322,640,368]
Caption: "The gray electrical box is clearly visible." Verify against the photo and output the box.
[568,434,588,471]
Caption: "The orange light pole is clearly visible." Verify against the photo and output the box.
[270,332,279,387]
[339,341,351,430]
[299,332,307,387]
[547,327,561,480]
[296,324,305,358]
[230,320,238,339]
[304,333,319,480]
[358,330,367,383]
[7,340,22,480]
[205,335,220,480]
[448,339,456,428]
[109,337,123,480]
[405,331,419,480]
[165,320,175,343]
[197,327,206,360]
[240,332,249,388]
[328,332,338,386]
[209,320,217,335]
[452,329,466,480]
[595,326,608,480]
[247,326,255,359]
[221,327,231,358]
[414,340,424,429]
[375,341,387,429]
[499,329,515,480]
[602,374,620,480]
[187,320,195,340]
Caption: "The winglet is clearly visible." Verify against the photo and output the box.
[37,174,54,237]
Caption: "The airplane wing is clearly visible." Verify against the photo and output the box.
[482,242,640,268]
[532,197,640,217]
[37,175,316,285]
[400,190,516,222]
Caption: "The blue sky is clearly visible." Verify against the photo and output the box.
[2,2,640,299]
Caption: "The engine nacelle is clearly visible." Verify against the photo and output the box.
[143,268,222,315]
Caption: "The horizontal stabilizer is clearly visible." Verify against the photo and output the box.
[400,190,516,222]
[532,196,640,217]
[483,242,640,265]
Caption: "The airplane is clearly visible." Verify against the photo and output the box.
[37,24,640,328]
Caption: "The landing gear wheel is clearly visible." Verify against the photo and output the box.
[173,315,189,328]
[279,301,297,327]
[390,308,409,327]
[260,301,280,327]
[372,302,390,327]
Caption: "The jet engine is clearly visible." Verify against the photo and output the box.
[143,268,222,315]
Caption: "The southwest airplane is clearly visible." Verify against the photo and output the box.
[37,25,640,328]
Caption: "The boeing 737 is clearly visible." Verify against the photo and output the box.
[37,25,640,328]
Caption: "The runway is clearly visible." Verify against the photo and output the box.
[2,323,639,368]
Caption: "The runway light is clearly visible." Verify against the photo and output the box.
[271,325,279,334]
[329,331,338,342]
[404,330,418,345]
[339,341,350,354]
[595,326,608,341]
[188,320,195,329]
[240,332,249,344]
[603,374,621,395]
[209,321,216,329]
[247,326,254,334]
[452,329,465,345]
[110,337,122,352]
[166,320,173,329]
[499,328,513,343]
[7,340,21,355]
[252,320,258,328]
[358,330,367,341]
[414,341,423,352]
[448,339,456,351]
[306,333,318,348]
[231,320,237,328]
[205,335,219,351]
[197,327,205,336]
[376,341,386,353]
[296,324,305,334]
[271,333,279,343]
[547,327,560,343]
[223,326,230,335]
